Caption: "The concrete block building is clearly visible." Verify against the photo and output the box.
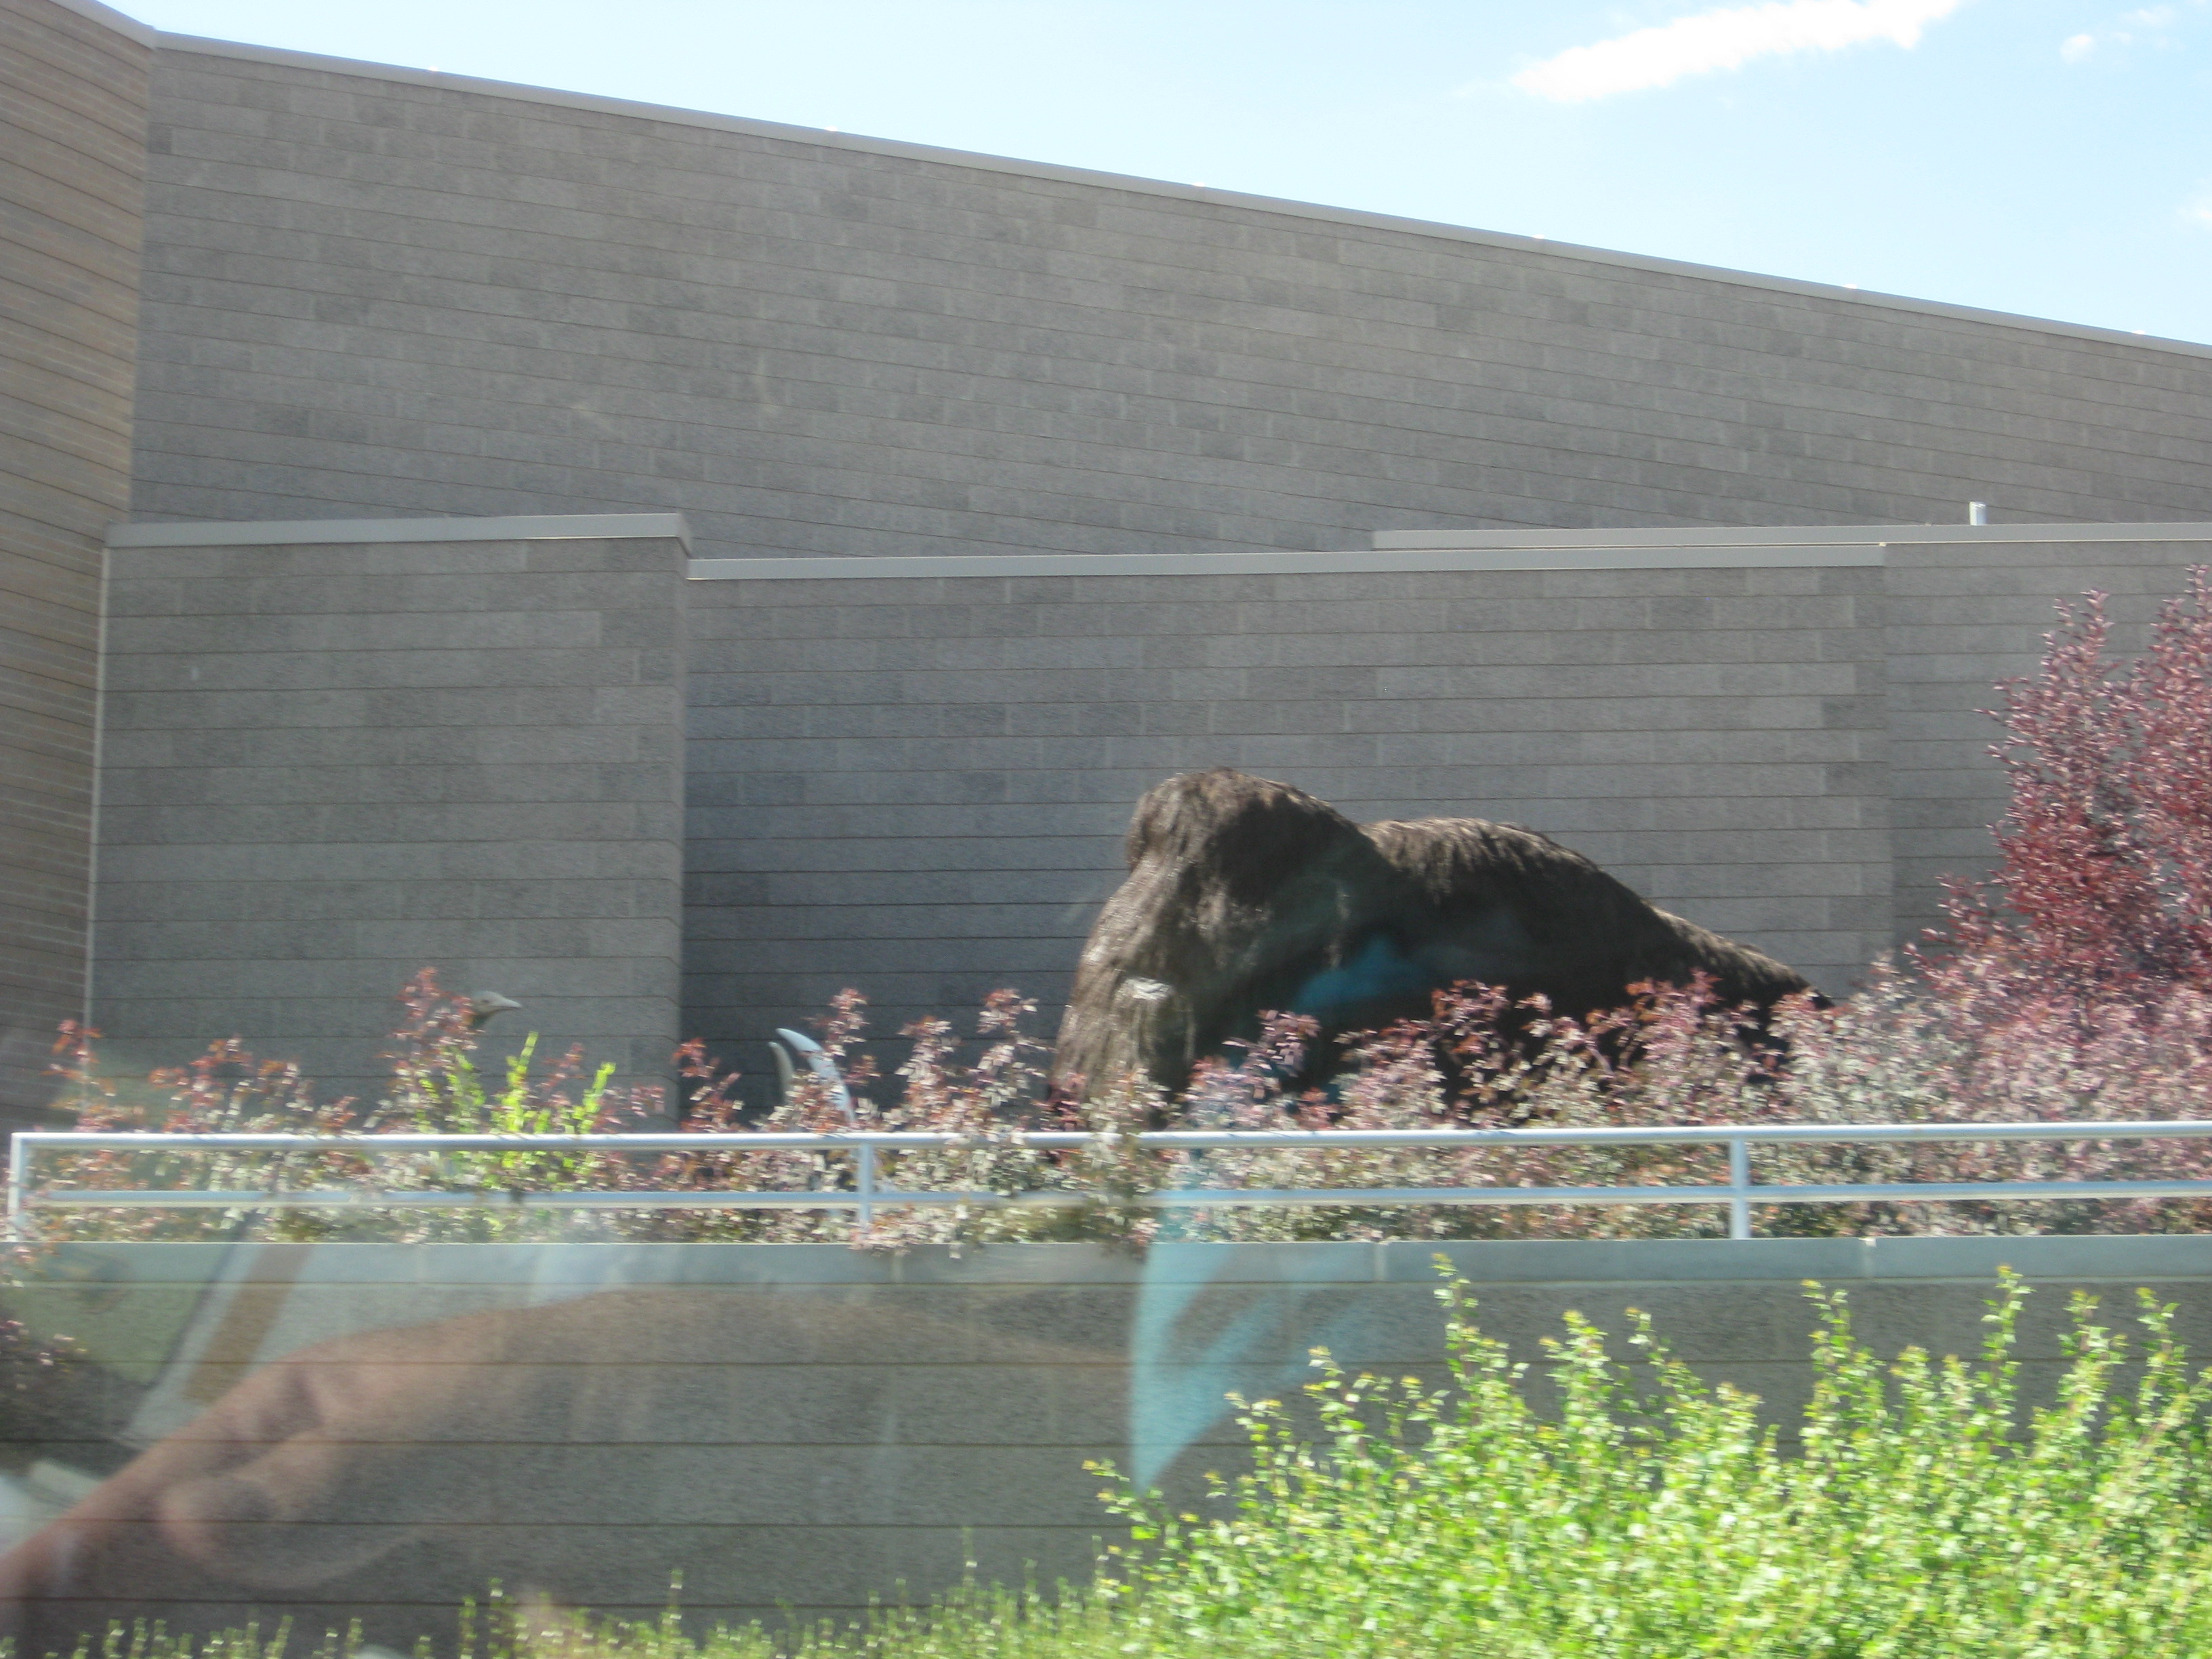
[8,0,2212,1109]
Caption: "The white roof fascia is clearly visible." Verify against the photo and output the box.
[108,513,694,551]
[687,544,1887,581]
[1374,521,2212,551]
[41,0,155,47]
[688,521,2212,582]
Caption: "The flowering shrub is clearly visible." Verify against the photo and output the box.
[24,569,2212,1244]
[35,975,665,1244]
[27,960,2212,1246]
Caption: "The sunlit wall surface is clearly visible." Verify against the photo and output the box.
[0,0,150,1124]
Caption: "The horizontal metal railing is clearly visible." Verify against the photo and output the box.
[14,1120,2212,1241]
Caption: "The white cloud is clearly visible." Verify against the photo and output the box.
[2184,192,2212,228]
[2062,3,2207,65]
[1512,0,1966,102]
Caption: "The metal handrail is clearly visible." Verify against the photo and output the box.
[14,1120,2212,1241]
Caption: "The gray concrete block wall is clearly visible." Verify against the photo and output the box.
[125,45,2212,568]
[4,1235,2207,1643]
[0,0,150,1118]
[91,525,688,1099]
[684,560,1888,1070]
[1885,535,2212,949]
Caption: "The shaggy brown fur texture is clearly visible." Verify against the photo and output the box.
[1053,768,1813,1097]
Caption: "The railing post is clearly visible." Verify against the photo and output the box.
[5,1133,24,1242]
[857,1140,876,1231]
[1727,1136,1752,1240]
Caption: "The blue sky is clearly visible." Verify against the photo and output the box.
[122,0,2212,344]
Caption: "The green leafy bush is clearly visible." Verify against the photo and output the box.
[1086,1269,2212,1657]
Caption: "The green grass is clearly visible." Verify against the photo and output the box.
[67,1270,2212,1659]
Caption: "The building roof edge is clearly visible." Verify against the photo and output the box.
[107,512,695,550]
[686,521,2212,581]
[1374,520,2212,550]
[41,0,155,47]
